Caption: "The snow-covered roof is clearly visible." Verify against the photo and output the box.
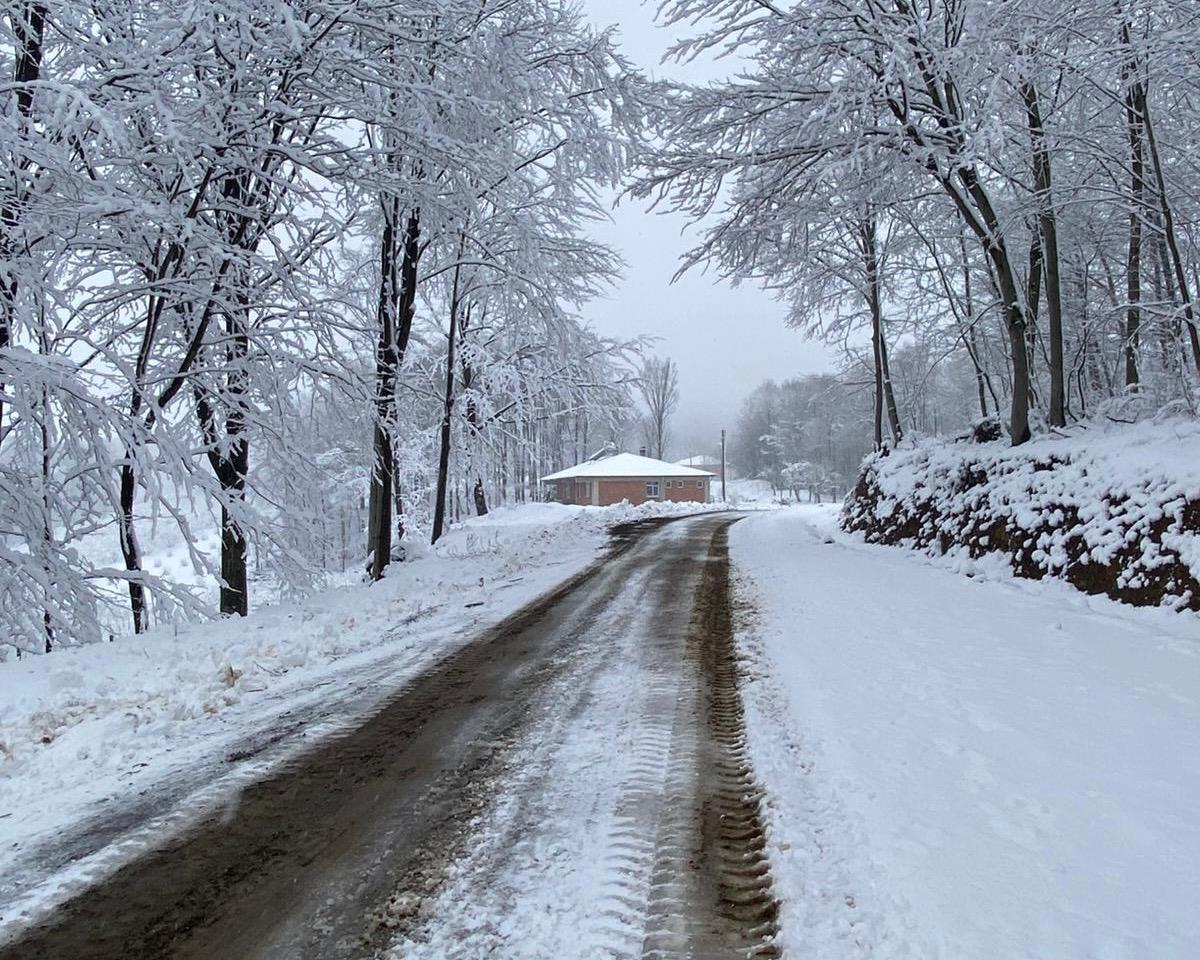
[675,455,721,467]
[541,452,715,482]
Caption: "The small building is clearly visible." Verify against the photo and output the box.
[541,452,715,506]
[675,454,733,480]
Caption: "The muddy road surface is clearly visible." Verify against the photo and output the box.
[0,514,779,960]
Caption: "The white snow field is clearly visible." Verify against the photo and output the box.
[731,505,1200,959]
[0,499,720,932]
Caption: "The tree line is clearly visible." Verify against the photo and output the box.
[730,375,870,502]
[0,0,645,653]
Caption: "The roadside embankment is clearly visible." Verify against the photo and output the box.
[842,419,1200,610]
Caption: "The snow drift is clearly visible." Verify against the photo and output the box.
[842,419,1200,610]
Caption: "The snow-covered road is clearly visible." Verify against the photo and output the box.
[0,501,721,938]
[1,513,779,960]
[385,513,777,960]
[732,506,1200,959]
[5,503,1196,960]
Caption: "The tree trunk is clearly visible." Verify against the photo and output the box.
[959,232,993,418]
[872,330,884,452]
[860,217,902,447]
[367,202,420,579]
[1026,230,1043,331]
[1041,212,1067,423]
[0,1,47,442]
[118,459,149,632]
[117,298,159,633]
[1023,75,1067,424]
[219,500,248,616]
[1142,93,1200,377]
[220,322,250,618]
[969,327,990,419]
[366,195,399,579]
[1024,230,1043,412]
[1006,308,1033,444]
[879,327,903,446]
[431,252,466,546]
[1120,17,1147,388]
[460,311,488,517]
[39,322,53,652]
[195,392,250,617]
[195,297,251,618]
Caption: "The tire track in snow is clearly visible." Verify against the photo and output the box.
[637,521,780,960]
[586,628,685,959]
[382,561,664,959]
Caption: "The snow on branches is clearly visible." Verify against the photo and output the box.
[0,0,647,652]
[639,0,1200,451]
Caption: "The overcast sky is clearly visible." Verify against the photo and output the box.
[578,0,835,457]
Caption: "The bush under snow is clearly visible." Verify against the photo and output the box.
[842,419,1200,611]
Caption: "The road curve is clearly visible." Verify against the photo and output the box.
[0,513,779,960]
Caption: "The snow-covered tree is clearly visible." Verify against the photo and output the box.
[0,0,647,654]
[641,0,1200,447]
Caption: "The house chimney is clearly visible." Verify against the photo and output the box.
[638,447,647,457]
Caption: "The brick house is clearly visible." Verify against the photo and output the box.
[541,452,715,506]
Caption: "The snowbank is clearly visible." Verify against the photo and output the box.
[0,498,722,922]
[731,506,1200,958]
[843,419,1200,610]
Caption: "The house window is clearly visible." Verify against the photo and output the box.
[696,479,703,488]
[646,481,660,498]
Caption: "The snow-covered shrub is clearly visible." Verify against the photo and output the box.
[842,421,1200,610]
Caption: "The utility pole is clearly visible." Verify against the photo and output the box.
[720,429,727,503]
